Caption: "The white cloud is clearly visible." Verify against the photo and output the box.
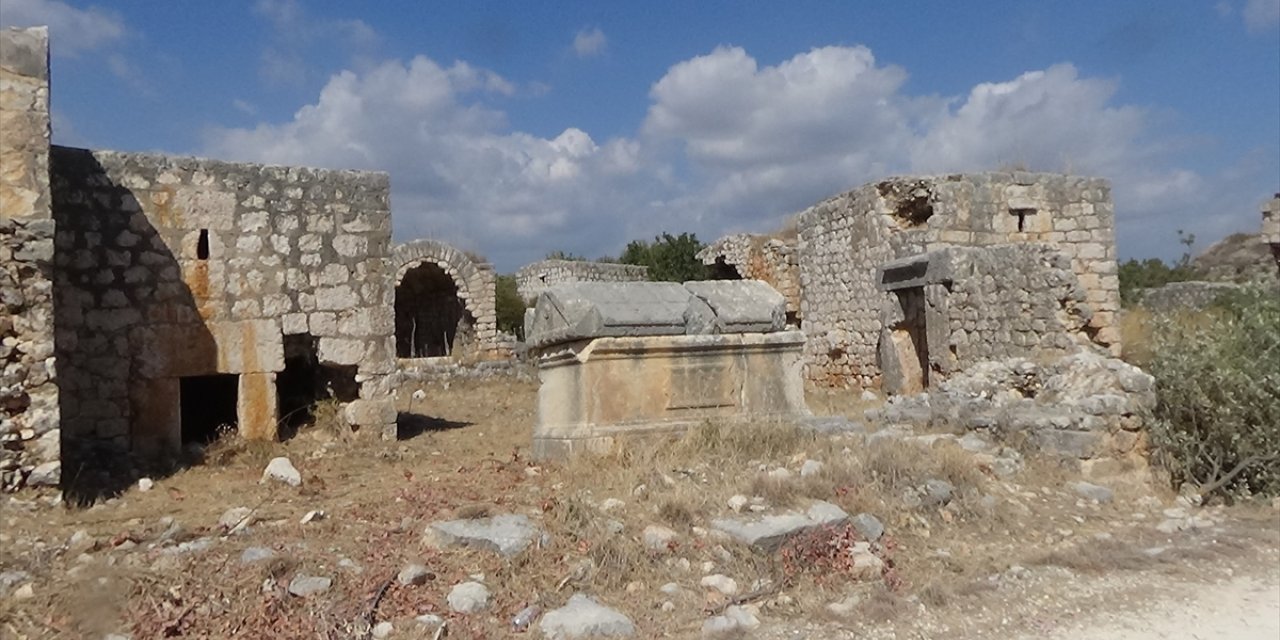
[572,27,607,58]
[252,0,379,85]
[206,45,1273,269]
[1244,0,1280,31]
[0,0,125,56]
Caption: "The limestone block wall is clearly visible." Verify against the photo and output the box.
[49,147,396,488]
[698,234,802,323]
[1,27,60,490]
[1264,195,1279,272]
[392,239,500,360]
[797,172,1119,388]
[516,260,648,304]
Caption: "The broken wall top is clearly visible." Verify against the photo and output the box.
[526,280,787,348]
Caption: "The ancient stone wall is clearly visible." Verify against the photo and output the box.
[515,260,648,304]
[698,234,802,323]
[1,27,60,490]
[1264,195,1279,272]
[392,239,501,360]
[49,147,396,491]
[797,173,1119,388]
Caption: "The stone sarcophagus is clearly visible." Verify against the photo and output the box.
[526,280,810,459]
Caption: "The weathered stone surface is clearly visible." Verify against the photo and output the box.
[424,514,541,557]
[515,259,648,304]
[642,525,678,552]
[539,594,636,639]
[447,581,490,613]
[287,575,331,597]
[1068,481,1114,504]
[397,563,430,586]
[851,513,885,541]
[261,457,301,487]
[526,282,696,347]
[710,501,849,551]
[533,332,810,460]
[699,233,801,323]
[684,280,787,333]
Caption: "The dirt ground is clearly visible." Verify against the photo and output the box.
[1,376,1277,639]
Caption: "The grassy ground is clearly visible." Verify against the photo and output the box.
[1,377,1276,639]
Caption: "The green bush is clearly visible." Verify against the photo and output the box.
[495,274,526,340]
[618,231,709,282]
[1141,285,1280,499]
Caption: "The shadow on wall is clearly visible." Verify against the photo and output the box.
[51,148,219,504]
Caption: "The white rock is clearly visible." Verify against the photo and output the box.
[300,510,325,524]
[448,581,490,613]
[659,582,682,595]
[539,594,635,638]
[397,563,430,586]
[218,507,253,530]
[287,575,331,597]
[767,467,792,480]
[700,574,738,595]
[371,621,394,639]
[643,525,678,552]
[261,457,302,487]
[137,478,153,492]
[599,498,625,512]
[727,495,749,513]
[799,460,825,477]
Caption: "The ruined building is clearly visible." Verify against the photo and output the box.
[705,173,1121,391]
[1263,194,1280,271]
[392,239,503,361]
[2,28,397,492]
[516,259,648,305]
[697,233,802,326]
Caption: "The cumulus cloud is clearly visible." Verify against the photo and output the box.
[0,0,125,56]
[206,44,1271,269]
[572,27,607,58]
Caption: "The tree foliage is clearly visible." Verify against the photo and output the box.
[1117,230,1198,305]
[494,274,526,340]
[618,232,709,282]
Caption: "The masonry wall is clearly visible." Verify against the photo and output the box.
[1,27,60,490]
[50,148,397,489]
[797,172,1119,388]
[515,259,648,304]
[1264,195,1280,272]
[392,239,502,360]
[698,234,802,323]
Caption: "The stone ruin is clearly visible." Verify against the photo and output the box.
[2,28,398,493]
[1259,194,1279,272]
[515,259,648,305]
[524,280,809,459]
[697,233,802,326]
[392,239,505,361]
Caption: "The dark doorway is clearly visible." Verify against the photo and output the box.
[395,262,472,358]
[707,257,743,280]
[180,374,238,444]
[890,287,930,393]
[277,333,359,439]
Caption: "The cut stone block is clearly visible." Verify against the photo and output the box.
[684,280,786,333]
[710,500,849,551]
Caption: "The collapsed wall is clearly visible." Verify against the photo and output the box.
[697,234,802,325]
[796,173,1120,388]
[515,259,648,304]
[1,27,59,489]
[1264,194,1279,272]
[50,148,397,493]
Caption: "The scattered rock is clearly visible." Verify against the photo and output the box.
[287,575,331,597]
[137,478,153,492]
[26,461,59,487]
[218,507,254,530]
[659,582,682,596]
[425,514,542,557]
[766,467,793,480]
[826,595,861,617]
[397,563,431,586]
[12,583,34,600]
[661,601,676,612]
[370,621,394,639]
[851,513,885,541]
[447,581,490,613]
[710,501,848,551]
[599,498,625,512]
[1068,481,1115,504]
[300,510,325,524]
[643,525,678,552]
[702,605,760,637]
[727,495,749,513]
[261,457,302,487]
[539,594,636,639]
[799,460,825,477]
[700,574,738,596]
[239,547,276,564]
[923,479,954,506]
[415,613,444,629]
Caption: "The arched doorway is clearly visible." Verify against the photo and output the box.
[395,262,476,357]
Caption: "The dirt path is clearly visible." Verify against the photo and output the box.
[1035,573,1280,640]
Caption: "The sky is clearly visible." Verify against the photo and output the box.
[4,0,1279,272]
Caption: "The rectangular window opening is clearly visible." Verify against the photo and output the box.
[197,229,210,260]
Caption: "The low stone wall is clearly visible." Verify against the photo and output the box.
[1136,281,1243,312]
[515,260,648,304]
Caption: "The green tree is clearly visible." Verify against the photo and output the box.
[495,274,527,340]
[618,232,709,282]
[1117,230,1198,305]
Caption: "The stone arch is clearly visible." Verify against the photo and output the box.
[392,240,497,360]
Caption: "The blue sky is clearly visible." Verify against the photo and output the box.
[5,0,1278,271]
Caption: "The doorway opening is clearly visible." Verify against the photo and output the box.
[395,262,473,358]
[707,257,743,280]
[180,374,238,444]
[276,333,359,439]
[889,287,930,393]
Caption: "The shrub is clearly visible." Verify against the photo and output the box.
[1140,285,1280,498]
[618,232,709,282]
[495,274,526,340]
